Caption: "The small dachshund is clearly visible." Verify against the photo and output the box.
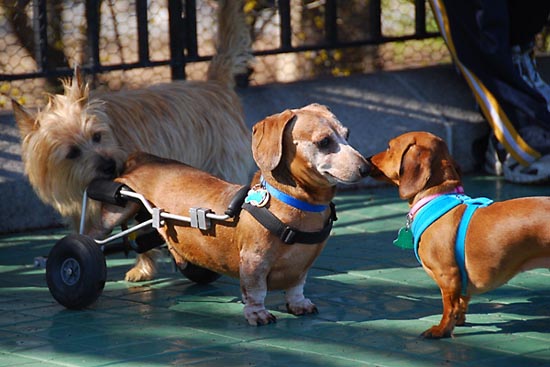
[91,104,370,325]
[369,131,550,338]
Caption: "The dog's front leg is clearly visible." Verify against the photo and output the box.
[239,255,276,326]
[285,273,318,316]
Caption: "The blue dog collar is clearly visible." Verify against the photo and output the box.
[260,177,329,212]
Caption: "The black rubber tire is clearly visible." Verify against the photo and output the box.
[179,262,221,284]
[46,234,107,309]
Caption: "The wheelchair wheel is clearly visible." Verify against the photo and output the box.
[179,262,221,284]
[46,234,107,309]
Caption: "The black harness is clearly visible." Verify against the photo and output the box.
[242,202,337,245]
[228,184,337,245]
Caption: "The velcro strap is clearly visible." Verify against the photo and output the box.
[242,202,336,245]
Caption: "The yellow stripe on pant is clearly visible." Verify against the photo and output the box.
[428,0,541,166]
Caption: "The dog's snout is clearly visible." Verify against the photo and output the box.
[99,157,118,178]
[360,159,371,178]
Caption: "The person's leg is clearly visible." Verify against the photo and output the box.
[429,0,550,182]
[508,0,550,46]
[509,0,550,109]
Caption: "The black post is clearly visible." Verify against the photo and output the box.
[279,0,292,50]
[136,0,150,65]
[369,0,382,39]
[415,0,427,37]
[168,0,186,79]
[85,0,101,73]
[325,0,338,46]
[184,0,198,59]
[33,0,48,72]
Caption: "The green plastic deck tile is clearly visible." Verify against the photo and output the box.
[78,331,233,359]
[452,331,550,355]
[96,349,221,367]
[522,349,550,362]
[0,318,74,338]
[506,270,550,292]
[1,175,550,366]
[249,332,453,367]
[248,336,378,366]
[476,355,549,367]
[16,342,126,367]
[0,331,52,354]
[0,354,31,366]
[191,352,372,367]
[0,311,42,329]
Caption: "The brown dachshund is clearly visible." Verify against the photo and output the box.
[369,131,550,338]
[91,103,370,325]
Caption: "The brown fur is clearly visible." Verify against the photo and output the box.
[90,104,370,325]
[369,131,550,338]
[13,0,253,282]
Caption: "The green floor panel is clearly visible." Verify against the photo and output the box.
[1,175,549,366]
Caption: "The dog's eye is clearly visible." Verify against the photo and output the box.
[66,146,81,160]
[317,137,331,149]
[92,132,102,143]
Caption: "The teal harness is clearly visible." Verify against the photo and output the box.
[410,193,493,295]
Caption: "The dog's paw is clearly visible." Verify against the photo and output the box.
[124,266,154,282]
[420,326,452,339]
[244,306,277,326]
[286,298,318,316]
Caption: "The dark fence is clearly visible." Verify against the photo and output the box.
[0,0,450,109]
[0,0,439,82]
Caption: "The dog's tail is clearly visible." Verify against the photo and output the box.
[206,0,253,89]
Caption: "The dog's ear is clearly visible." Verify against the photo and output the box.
[63,64,89,106]
[252,109,296,172]
[399,143,432,200]
[12,99,37,138]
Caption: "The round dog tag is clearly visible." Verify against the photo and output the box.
[393,226,414,249]
[244,186,270,207]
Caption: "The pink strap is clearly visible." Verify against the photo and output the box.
[408,186,464,219]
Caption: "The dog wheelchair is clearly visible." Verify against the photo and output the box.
[45,179,249,310]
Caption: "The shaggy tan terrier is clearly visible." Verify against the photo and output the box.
[13,0,253,282]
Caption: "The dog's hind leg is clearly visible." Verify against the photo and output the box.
[88,201,157,282]
[421,281,463,338]
[125,251,160,282]
[285,274,318,316]
[456,295,471,326]
[87,201,141,239]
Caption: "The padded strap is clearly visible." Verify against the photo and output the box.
[455,197,493,295]
[86,179,128,206]
[242,202,336,244]
[225,185,250,217]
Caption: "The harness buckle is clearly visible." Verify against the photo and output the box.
[280,226,296,244]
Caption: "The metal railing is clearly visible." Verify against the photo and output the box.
[0,0,440,83]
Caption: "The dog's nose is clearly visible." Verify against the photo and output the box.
[359,159,371,177]
[99,157,118,178]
